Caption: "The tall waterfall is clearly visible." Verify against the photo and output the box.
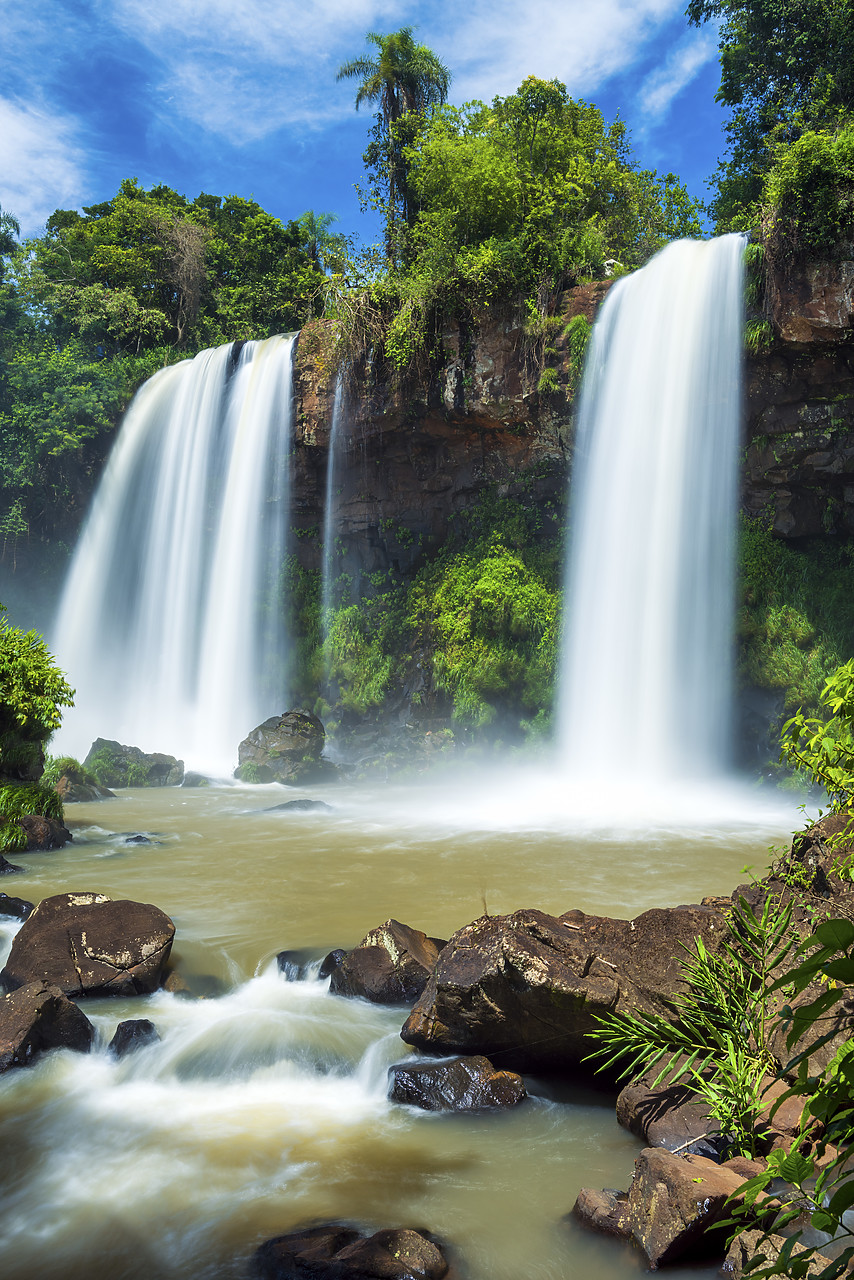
[321,371,346,643]
[53,335,296,773]
[558,234,745,781]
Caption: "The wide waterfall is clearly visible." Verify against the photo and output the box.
[53,334,296,773]
[558,234,745,781]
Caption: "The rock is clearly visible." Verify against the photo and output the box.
[0,891,175,997]
[181,772,211,788]
[0,892,33,920]
[330,920,446,1005]
[320,948,346,979]
[108,1018,160,1057]
[0,856,22,874]
[236,710,331,785]
[84,738,184,788]
[723,1229,835,1278]
[18,814,72,850]
[616,1078,720,1157]
[401,905,725,1071]
[162,969,193,997]
[571,1187,631,1239]
[119,833,162,845]
[389,1054,526,1111]
[626,1148,747,1268]
[252,1225,450,1280]
[276,949,315,980]
[769,985,854,1077]
[265,799,334,812]
[0,981,94,1072]
[767,256,854,345]
[55,775,115,803]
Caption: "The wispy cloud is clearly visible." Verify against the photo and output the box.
[636,29,718,122]
[0,98,88,234]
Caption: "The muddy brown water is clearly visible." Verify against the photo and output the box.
[0,770,799,1280]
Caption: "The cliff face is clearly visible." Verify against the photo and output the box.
[290,260,854,582]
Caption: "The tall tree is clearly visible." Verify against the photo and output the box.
[337,28,452,257]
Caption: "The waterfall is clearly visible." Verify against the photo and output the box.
[558,234,745,781]
[321,372,346,652]
[53,334,296,774]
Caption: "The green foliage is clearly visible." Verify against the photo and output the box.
[737,518,854,719]
[763,123,854,255]
[0,605,74,781]
[564,314,592,395]
[84,745,148,789]
[326,584,409,714]
[587,896,797,1159]
[727,916,854,1276]
[234,761,265,784]
[0,780,64,853]
[40,754,97,789]
[744,318,773,354]
[779,660,854,809]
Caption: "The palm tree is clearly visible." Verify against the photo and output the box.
[337,29,451,255]
[337,27,451,129]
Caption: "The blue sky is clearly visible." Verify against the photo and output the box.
[3,1,727,243]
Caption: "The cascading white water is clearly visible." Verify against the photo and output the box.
[558,234,745,781]
[53,334,296,773]
[321,372,346,647]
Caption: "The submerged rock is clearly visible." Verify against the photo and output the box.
[108,1018,160,1057]
[389,1054,527,1112]
[0,981,94,1072]
[236,711,336,785]
[252,1225,451,1280]
[181,772,212,788]
[401,905,725,1071]
[0,893,33,921]
[265,799,334,813]
[276,949,316,981]
[319,949,346,979]
[0,891,175,997]
[84,738,184,788]
[18,814,72,850]
[0,856,22,874]
[330,920,447,1005]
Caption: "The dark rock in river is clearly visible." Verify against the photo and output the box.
[330,919,447,1005]
[625,1147,747,1268]
[55,771,115,803]
[253,1224,451,1280]
[401,905,725,1071]
[0,893,33,921]
[616,1077,720,1158]
[18,814,72,850]
[572,1187,631,1239]
[84,738,184,787]
[319,948,346,979]
[108,1018,160,1057]
[266,799,334,812]
[236,710,337,785]
[0,856,23,874]
[181,772,212,788]
[389,1054,526,1111]
[0,981,94,1072]
[0,891,175,997]
[276,949,316,980]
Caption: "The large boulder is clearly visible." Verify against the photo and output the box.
[84,738,183,788]
[0,981,94,1072]
[389,1055,526,1111]
[0,892,33,920]
[253,1225,451,1280]
[401,905,725,1071]
[18,814,72,849]
[616,1078,719,1158]
[330,920,446,1005]
[236,710,332,785]
[0,892,175,997]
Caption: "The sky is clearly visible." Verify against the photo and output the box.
[2,0,728,244]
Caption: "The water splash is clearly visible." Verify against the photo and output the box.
[53,336,296,773]
[558,235,745,781]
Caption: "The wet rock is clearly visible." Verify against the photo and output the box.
[389,1054,526,1111]
[626,1147,747,1268]
[108,1018,160,1057]
[330,920,446,1005]
[252,1224,451,1280]
[723,1229,834,1278]
[616,1078,720,1157]
[18,814,72,850]
[572,1187,631,1239]
[0,893,33,920]
[84,738,184,788]
[236,710,328,786]
[401,905,725,1072]
[162,969,193,997]
[55,773,115,803]
[276,949,315,980]
[0,891,175,997]
[0,981,94,1072]
[265,799,334,813]
[119,833,162,846]
[0,856,22,874]
[181,772,212,788]
[319,949,346,980]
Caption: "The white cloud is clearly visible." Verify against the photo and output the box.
[0,98,88,234]
[636,30,718,121]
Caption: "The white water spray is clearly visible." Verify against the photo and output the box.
[53,335,296,773]
[558,234,745,781]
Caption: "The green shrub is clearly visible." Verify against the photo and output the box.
[41,755,97,789]
[764,123,854,255]
[0,780,65,853]
[0,605,75,782]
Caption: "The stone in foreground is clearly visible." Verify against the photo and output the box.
[616,1078,719,1157]
[401,905,724,1071]
[253,1225,450,1280]
[626,1147,746,1269]
[0,981,94,1072]
[389,1054,526,1112]
[0,892,33,920]
[19,814,72,849]
[0,892,175,997]
[330,919,446,1005]
[108,1018,161,1057]
[572,1187,631,1239]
